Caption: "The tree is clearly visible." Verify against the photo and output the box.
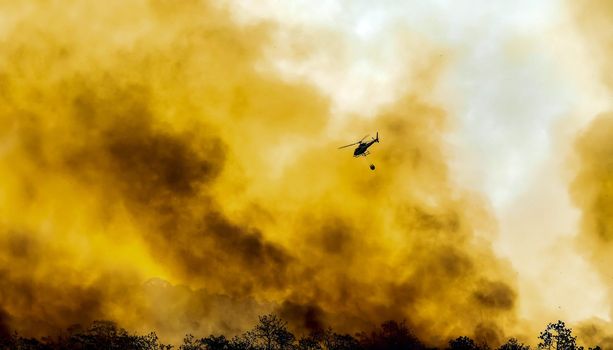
[181,334,205,350]
[498,338,529,350]
[229,335,254,350]
[297,335,322,350]
[537,321,582,350]
[243,314,296,350]
[448,336,488,350]
[357,320,424,350]
[51,320,171,350]
[324,333,360,350]
[298,327,359,350]
[200,335,232,350]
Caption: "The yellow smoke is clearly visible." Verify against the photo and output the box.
[568,0,613,347]
[0,0,518,346]
[570,113,613,347]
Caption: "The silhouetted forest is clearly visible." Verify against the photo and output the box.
[0,316,603,350]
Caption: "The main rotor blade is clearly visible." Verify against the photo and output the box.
[359,134,369,142]
[338,142,359,149]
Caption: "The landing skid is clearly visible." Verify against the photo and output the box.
[353,151,370,158]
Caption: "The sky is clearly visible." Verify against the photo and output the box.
[0,0,612,348]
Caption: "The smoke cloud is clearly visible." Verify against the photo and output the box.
[0,0,519,347]
[567,0,613,347]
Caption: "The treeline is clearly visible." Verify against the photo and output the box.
[0,315,603,350]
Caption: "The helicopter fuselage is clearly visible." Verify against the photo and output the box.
[353,139,377,157]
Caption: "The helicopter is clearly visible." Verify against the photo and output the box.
[338,132,379,157]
